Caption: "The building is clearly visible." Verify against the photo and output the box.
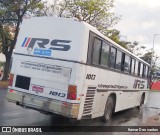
[151,81,160,90]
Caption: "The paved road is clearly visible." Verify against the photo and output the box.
[0,89,160,135]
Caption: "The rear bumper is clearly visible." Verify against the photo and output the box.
[7,89,79,119]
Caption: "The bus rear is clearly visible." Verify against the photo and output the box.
[7,17,86,119]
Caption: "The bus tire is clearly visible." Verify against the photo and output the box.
[102,96,114,123]
[138,94,145,110]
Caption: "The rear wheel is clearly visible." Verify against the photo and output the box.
[102,96,114,122]
[138,94,145,110]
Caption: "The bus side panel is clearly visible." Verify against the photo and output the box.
[80,65,149,119]
[114,73,148,112]
[81,66,121,119]
[92,68,121,118]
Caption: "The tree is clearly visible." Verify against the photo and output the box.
[47,0,120,34]
[140,50,153,65]
[105,29,130,49]
[44,0,125,49]
[127,41,148,57]
[140,49,159,77]
[0,0,44,80]
[127,41,159,80]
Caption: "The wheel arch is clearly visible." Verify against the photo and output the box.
[141,92,145,104]
[108,93,117,112]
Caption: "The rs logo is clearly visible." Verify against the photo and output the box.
[133,79,145,89]
[21,37,71,51]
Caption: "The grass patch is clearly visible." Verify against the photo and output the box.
[150,90,160,92]
[0,62,5,69]
[0,81,8,88]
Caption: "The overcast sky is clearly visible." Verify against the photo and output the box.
[114,0,160,52]
[1,0,160,62]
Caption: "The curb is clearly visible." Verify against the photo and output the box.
[0,87,8,89]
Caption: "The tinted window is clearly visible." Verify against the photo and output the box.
[147,67,151,78]
[115,50,122,70]
[145,66,148,78]
[124,55,131,72]
[110,47,116,68]
[100,42,110,66]
[92,38,101,65]
[138,62,140,76]
[140,63,143,77]
[135,60,139,76]
[131,58,135,74]
[138,62,143,77]
[142,65,146,78]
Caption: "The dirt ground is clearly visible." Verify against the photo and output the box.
[0,81,8,88]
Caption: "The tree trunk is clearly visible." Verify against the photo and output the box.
[1,18,20,81]
[2,52,11,81]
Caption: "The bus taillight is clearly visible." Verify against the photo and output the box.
[8,74,14,86]
[67,85,77,100]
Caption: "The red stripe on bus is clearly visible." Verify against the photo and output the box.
[24,38,31,47]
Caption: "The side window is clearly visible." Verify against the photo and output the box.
[92,38,102,65]
[147,67,151,78]
[135,60,139,76]
[131,58,135,75]
[145,66,148,78]
[110,47,116,69]
[100,41,110,67]
[138,62,143,77]
[115,50,122,70]
[142,65,146,78]
[138,62,141,76]
[124,54,131,73]
[140,63,143,77]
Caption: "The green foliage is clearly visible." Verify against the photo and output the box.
[106,29,120,42]
[105,29,129,49]
[0,61,4,68]
[0,0,44,47]
[57,0,120,33]
[45,0,123,50]
[0,0,44,80]
[0,25,14,51]
[140,49,158,75]
[127,41,147,56]
[140,51,152,64]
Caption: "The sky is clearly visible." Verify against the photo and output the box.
[114,0,160,52]
[1,0,160,62]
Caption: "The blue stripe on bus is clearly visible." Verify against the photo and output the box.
[21,37,28,47]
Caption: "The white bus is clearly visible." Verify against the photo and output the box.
[7,17,150,122]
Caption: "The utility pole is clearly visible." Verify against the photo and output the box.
[53,0,58,17]
[152,34,160,67]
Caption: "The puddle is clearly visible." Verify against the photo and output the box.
[118,119,130,123]
[149,107,160,110]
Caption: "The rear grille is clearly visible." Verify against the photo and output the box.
[15,75,31,90]
[82,87,96,116]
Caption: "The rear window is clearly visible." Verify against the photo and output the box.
[15,75,31,90]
